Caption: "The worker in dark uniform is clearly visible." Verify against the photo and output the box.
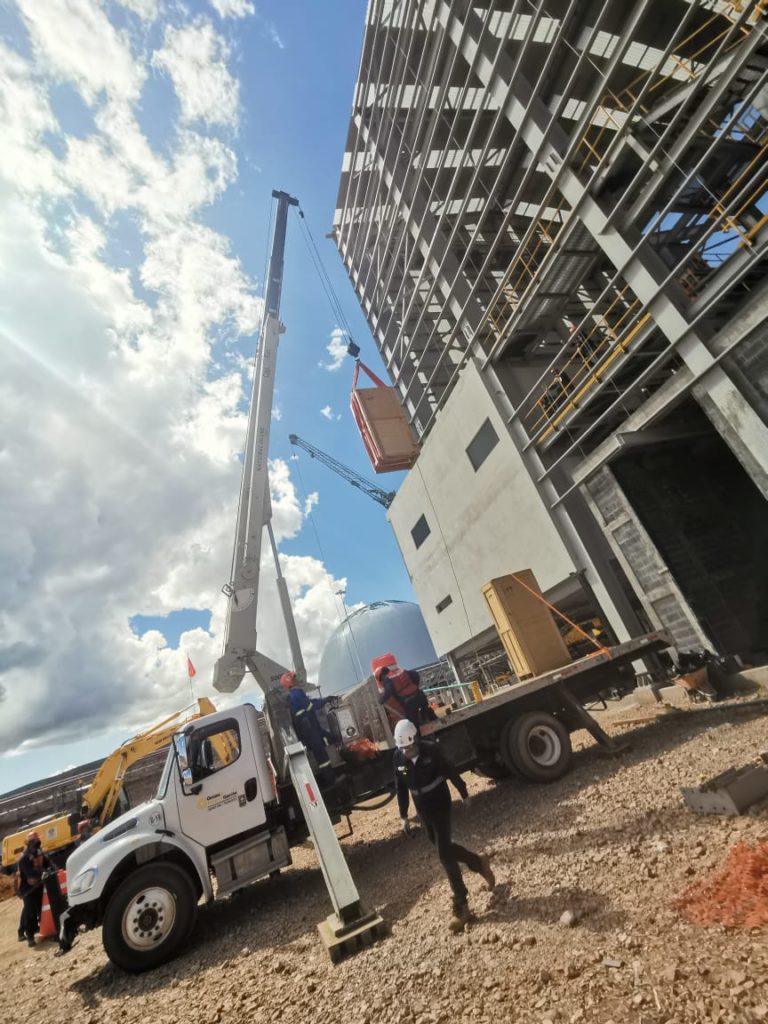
[280,671,336,788]
[17,831,63,947]
[5,861,27,941]
[375,664,437,728]
[393,720,495,933]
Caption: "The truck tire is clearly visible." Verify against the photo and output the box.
[102,863,197,972]
[500,712,571,782]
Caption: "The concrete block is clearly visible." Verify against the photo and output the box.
[658,685,692,707]
[632,685,661,707]
[682,761,768,816]
[723,666,768,695]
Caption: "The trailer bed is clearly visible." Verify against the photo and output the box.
[423,630,672,739]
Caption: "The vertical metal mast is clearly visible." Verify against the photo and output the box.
[214,190,304,696]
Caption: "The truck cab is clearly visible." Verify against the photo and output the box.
[62,704,295,972]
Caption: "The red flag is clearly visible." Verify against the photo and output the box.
[187,656,196,679]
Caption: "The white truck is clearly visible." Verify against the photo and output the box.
[59,191,391,971]
[58,191,673,973]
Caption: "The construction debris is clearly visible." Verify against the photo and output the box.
[681,756,768,816]
[676,839,768,929]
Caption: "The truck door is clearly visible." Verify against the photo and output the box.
[173,712,267,849]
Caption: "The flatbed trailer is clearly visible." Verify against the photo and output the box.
[338,630,672,791]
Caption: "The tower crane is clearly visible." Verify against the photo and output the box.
[288,434,396,509]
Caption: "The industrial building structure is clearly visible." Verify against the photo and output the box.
[334,0,768,678]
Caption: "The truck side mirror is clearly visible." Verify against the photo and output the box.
[173,734,200,795]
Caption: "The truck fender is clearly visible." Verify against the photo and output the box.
[69,828,211,907]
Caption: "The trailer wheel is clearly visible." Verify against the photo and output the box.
[500,712,571,782]
[102,863,197,973]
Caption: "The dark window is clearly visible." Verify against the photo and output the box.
[411,514,430,549]
[466,418,499,471]
[436,595,453,613]
[188,719,241,781]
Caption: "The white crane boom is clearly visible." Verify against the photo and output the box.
[213,190,305,700]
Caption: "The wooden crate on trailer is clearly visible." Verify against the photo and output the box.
[482,570,571,680]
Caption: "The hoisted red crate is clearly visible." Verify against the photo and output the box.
[350,360,419,473]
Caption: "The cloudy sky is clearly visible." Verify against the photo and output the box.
[0,0,412,792]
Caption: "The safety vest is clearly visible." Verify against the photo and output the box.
[386,669,419,702]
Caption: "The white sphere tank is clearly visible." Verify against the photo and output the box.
[318,600,438,695]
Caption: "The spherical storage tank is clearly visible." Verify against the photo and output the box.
[318,600,437,695]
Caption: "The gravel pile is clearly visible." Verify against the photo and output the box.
[2,698,767,1024]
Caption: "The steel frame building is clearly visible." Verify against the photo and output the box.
[334,0,768,673]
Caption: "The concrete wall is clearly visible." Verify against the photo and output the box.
[388,360,577,657]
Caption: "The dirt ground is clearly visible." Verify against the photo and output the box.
[2,698,767,1024]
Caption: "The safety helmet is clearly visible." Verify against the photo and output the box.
[280,671,296,690]
[26,831,41,844]
[394,719,419,750]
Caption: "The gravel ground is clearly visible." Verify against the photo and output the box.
[2,698,767,1024]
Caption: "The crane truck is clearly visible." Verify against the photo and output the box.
[58,190,674,973]
[2,699,216,871]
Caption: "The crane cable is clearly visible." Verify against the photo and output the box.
[293,205,360,356]
[290,452,368,686]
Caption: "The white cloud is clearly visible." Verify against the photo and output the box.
[118,0,159,20]
[16,0,146,104]
[209,0,255,17]
[320,404,333,420]
[153,21,239,127]
[322,326,348,371]
[0,2,346,764]
[267,24,285,50]
[303,492,319,516]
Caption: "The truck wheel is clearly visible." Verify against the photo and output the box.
[102,863,197,972]
[500,712,571,782]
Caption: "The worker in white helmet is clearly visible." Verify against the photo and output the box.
[392,719,495,933]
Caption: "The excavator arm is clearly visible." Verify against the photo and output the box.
[1,699,214,868]
[85,698,216,825]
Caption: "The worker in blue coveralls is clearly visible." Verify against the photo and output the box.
[280,671,336,788]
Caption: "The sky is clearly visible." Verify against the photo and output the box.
[0,0,415,793]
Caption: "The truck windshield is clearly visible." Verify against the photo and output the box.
[156,747,175,799]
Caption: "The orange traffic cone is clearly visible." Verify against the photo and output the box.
[39,869,67,939]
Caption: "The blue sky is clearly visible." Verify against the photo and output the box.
[0,0,414,793]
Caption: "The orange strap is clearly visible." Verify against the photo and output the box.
[510,572,610,656]
[352,359,387,390]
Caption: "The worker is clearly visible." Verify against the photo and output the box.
[75,819,94,846]
[393,720,495,934]
[6,861,26,942]
[17,831,62,948]
[375,664,437,728]
[280,671,336,788]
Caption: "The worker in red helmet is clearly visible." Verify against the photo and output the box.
[17,830,61,948]
[375,664,437,729]
[280,671,336,788]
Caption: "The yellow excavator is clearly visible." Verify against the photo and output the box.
[1,698,216,869]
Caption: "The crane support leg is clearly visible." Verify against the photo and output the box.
[284,741,386,962]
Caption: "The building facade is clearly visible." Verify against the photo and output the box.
[334,0,768,673]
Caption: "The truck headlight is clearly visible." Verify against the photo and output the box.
[69,867,97,896]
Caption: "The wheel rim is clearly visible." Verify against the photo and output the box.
[121,886,177,950]
[527,725,562,767]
